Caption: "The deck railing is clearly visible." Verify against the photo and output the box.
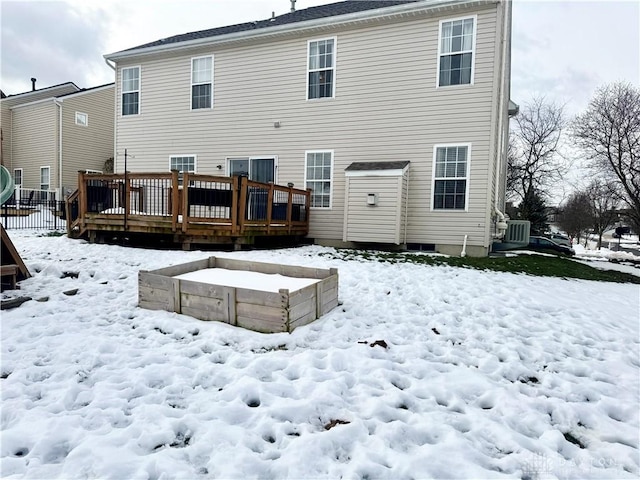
[67,171,310,239]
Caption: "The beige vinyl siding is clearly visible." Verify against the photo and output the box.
[60,86,115,193]
[10,102,57,191]
[114,3,505,251]
[344,175,405,244]
[1,84,78,170]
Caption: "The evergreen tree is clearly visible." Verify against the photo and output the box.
[518,189,548,234]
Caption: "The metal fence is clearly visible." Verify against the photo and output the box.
[1,193,67,230]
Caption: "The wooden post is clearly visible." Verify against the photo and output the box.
[123,150,130,231]
[78,171,87,230]
[306,188,312,228]
[287,187,293,234]
[181,171,189,233]
[266,183,274,234]
[171,169,179,232]
[230,176,239,234]
[237,176,247,234]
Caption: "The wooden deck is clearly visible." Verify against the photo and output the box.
[66,171,310,248]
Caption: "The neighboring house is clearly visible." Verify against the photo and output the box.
[0,82,115,199]
[104,0,514,256]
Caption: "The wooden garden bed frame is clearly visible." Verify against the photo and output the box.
[139,257,339,333]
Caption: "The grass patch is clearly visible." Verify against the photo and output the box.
[318,249,640,284]
[38,230,66,237]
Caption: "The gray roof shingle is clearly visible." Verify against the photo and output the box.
[345,161,411,171]
[124,1,418,52]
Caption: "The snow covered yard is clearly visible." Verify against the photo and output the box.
[1,231,639,479]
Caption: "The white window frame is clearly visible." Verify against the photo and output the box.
[436,15,477,88]
[40,166,51,191]
[169,155,197,173]
[121,66,141,116]
[13,168,23,187]
[307,37,336,100]
[430,143,471,211]
[226,156,278,184]
[304,150,334,209]
[191,55,213,110]
[75,111,88,126]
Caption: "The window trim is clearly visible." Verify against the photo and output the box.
[40,166,51,190]
[304,149,334,209]
[169,155,197,173]
[13,168,23,187]
[306,37,337,100]
[75,111,88,126]
[121,65,141,116]
[436,15,477,88]
[430,143,471,211]
[190,55,214,110]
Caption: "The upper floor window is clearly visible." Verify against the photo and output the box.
[305,151,333,208]
[438,17,475,87]
[122,66,140,115]
[307,38,335,99]
[432,144,469,210]
[75,112,88,126]
[192,56,213,109]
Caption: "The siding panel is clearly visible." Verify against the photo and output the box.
[60,86,115,193]
[11,102,57,191]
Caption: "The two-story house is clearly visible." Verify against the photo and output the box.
[104,0,513,256]
[1,81,115,200]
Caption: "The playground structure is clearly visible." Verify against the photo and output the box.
[1,165,30,291]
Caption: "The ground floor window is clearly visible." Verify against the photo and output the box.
[13,168,22,187]
[170,155,196,174]
[40,166,51,200]
[305,150,333,208]
[170,155,196,185]
[432,144,469,210]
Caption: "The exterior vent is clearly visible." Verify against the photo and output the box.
[505,220,530,244]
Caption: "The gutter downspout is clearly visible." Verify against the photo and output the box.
[403,170,410,245]
[105,58,117,173]
[53,99,63,199]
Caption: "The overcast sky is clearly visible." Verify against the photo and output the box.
[1,0,639,116]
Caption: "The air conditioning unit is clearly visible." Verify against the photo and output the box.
[505,220,530,244]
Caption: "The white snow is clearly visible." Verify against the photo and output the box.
[1,230,639,479]
[175,268,320,292]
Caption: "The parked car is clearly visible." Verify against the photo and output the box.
[528,236,575,256]
[548,233,571,246]
[613,226,631,238]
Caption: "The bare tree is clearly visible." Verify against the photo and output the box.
[508,97,568,205]
[572,82,640,233]
[586,180,619,249]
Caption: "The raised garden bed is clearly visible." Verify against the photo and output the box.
[138,257,338,333]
